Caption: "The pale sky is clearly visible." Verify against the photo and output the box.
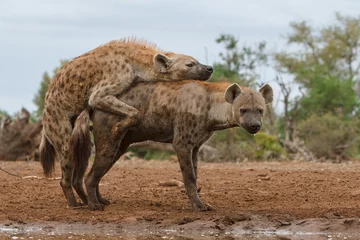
[1,0,360,114]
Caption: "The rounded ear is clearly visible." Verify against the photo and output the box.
[225,83,242,104]
[153,54,173,73]
[259,84,273,104]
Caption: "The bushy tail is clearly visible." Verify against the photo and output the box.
[39,130,56,177]
[70,109,92,178]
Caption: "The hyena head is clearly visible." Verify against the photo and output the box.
[153,53,213,81]
[225,83,273,134]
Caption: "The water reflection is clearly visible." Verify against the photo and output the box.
[0,223,358,240]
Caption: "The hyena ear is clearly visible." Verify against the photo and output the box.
[225,83,242,104]
[154,54,173,73]
[259,84,273,104]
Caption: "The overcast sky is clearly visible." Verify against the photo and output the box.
[1,0,360,115]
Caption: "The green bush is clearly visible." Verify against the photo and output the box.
[208,128,286,161]
[254,132,287,160]
[298,113,360,160]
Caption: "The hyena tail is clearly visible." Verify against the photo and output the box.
[39,130,56,178]
[70,109,92,178]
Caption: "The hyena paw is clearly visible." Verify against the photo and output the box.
[192,202,213,211]
[98,196,110,205]
[67,201,84,209]
[88,202,105,211]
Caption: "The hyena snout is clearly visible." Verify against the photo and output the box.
[244,121,261,134]
[196,64,213,80]
[206,65,213,74]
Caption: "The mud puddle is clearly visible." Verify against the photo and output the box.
[1,221,359,240]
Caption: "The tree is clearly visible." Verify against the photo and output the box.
[33,60,68,117]
[274,13,360,118]
[211,34,268,88]
[275,13,360,89]
[274,13,360,160]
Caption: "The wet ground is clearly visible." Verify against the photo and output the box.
[1,159,360,239]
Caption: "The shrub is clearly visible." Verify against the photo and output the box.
[253,132,287,160]
[208,128,286,161]
[298,113,360,160]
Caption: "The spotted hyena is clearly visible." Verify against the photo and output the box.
[39,38,213,208]
[70,80,273,211]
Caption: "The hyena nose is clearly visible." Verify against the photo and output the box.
[250,122,261,131]
[206,66,213,73]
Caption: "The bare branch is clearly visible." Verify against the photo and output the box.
[0,167,22,178]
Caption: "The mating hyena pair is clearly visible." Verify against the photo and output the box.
[39,38,213,208]
[72,81,273,211]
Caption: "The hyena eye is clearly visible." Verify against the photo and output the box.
[186,62,195,67]
[240,109,247,115]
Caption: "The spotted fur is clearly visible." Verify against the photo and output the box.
[71,80,273,211]
[39,38,213,207]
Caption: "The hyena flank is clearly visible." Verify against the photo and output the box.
[72,80,273,211]
[39,38,213,208]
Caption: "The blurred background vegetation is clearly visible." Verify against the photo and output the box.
[4,12,360,162]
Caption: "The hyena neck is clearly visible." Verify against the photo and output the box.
[122,50,159,81]
[133,64,157,80]
[207,95,237,131]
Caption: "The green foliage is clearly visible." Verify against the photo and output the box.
[33,72,51,117]
[208,128,286,161]
[275,13,360,87]
[212,34,268,88]
[210,63,244,84]
[274,13,360,160]
[298,113,360,159]
[253,132,287,160]
[33,60,68,117]
[300,76,358,118]
[0,109,10,121]
[29,111,39,123]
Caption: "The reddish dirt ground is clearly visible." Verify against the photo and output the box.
[1,158,360,239]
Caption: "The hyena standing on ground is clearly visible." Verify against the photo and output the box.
[39,38,213,208]
[71,80,273,211]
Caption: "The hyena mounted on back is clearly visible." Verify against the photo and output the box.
[71,80,273,211]
[39,38,213,208]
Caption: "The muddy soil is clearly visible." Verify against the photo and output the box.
[1,159,360,239]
